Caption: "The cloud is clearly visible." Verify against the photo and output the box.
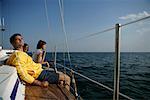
[119,11,150,20]
[119,11,150,36]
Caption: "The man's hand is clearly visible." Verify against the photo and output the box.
[27,70,35,76]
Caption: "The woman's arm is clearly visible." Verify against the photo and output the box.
[37,52,50,67]
[37,53,43,63]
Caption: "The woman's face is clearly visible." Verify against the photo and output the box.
[23,46,29,52]
[42,44,46,50]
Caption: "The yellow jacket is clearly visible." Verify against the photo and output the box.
[6,51,43,83]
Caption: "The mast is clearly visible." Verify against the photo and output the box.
[0,17,5,47]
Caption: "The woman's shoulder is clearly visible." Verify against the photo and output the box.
[36,49,43,54]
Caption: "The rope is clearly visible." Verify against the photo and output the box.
[58,0,72,67]
[56,15,150,45]
[77,15,150,40]
[44,0,51,34]
[121,15,150,27]
[44,0,53,57]
[54,46,58,73]
[76,27,115,41]
[58,1,76,95]
[57,63,134,100]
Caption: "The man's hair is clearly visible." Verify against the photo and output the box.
[10,33,22,44]
[36,40,46,49]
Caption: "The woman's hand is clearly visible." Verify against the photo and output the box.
[42,61,50,68]
[45,62,50,68]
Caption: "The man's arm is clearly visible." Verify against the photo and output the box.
[8,52,49,87]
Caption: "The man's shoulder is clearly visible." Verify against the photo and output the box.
[7,51,20,60]
[12,51,28,58]
[12,51,22,55]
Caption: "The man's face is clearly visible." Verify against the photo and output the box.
[13,35,24,49]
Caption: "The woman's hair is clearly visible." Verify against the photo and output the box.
[23,43,29,52]
[36,40,46,49]
[23,43,28,47]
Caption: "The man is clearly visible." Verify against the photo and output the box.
[6,33,70,90]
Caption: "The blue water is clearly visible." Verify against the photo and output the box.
[45,52,150,100]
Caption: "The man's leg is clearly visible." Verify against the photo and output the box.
[37,70,70,91]
[37,70,59,84]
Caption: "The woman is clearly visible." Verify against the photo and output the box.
[32,40,50,68]
[23,43,29,53]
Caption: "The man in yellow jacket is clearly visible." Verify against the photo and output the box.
[6,33,70,91]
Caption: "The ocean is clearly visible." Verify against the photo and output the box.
[45,52,150,100]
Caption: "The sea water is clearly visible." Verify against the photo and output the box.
[45,52,150,100]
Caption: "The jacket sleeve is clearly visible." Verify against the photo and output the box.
[12,53,35,84]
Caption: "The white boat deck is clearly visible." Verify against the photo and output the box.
[0,65,25,100]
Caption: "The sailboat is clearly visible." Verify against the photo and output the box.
[0,0,150,100]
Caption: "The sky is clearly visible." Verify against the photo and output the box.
[0,0,150,52]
